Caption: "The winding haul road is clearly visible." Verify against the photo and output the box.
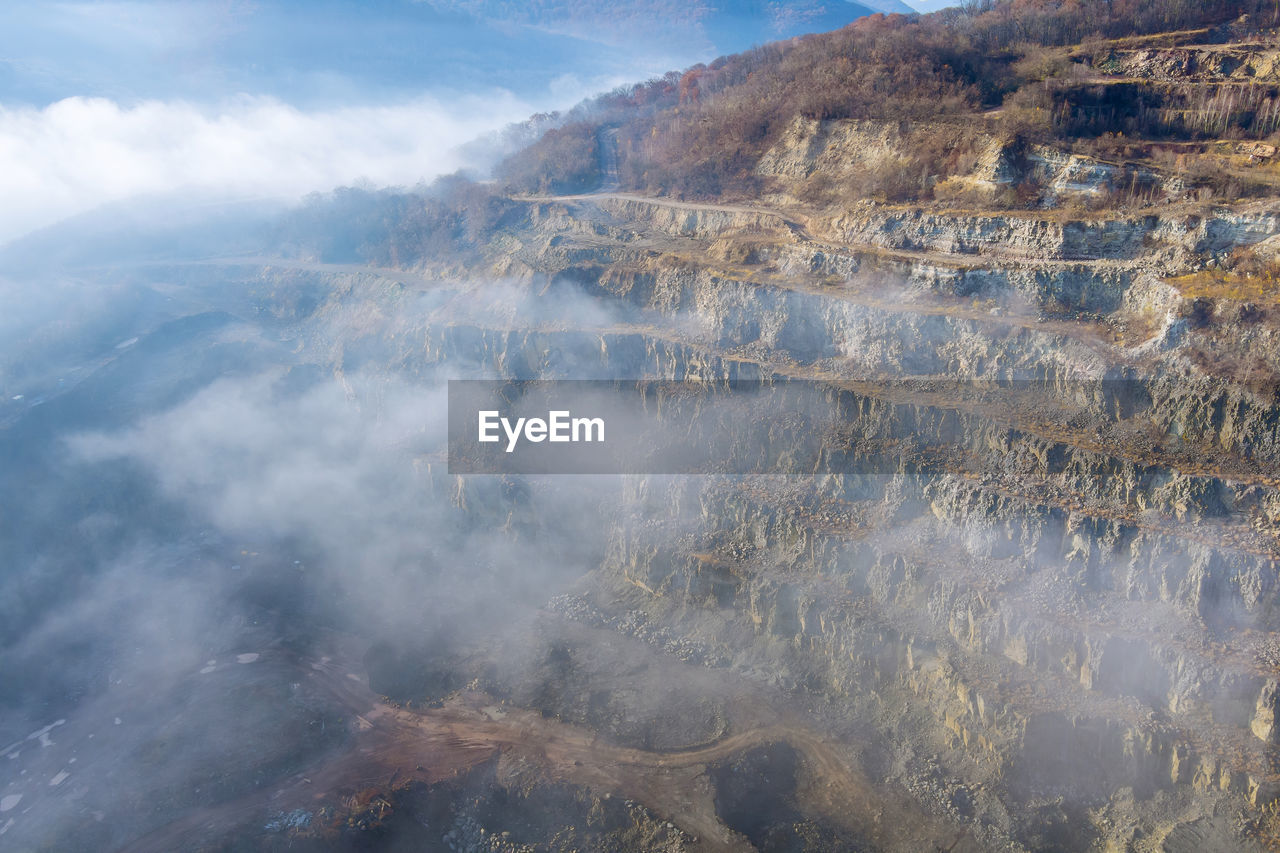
[125,650,977,852]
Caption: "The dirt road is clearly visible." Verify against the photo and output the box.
[125,650,978,852]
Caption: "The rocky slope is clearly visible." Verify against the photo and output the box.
[295,108,1280,850]
[17,50,1280,853]
[12,7,1280,853]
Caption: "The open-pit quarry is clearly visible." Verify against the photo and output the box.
[7,94,1280,852]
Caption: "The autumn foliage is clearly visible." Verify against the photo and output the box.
[499,0,1280,201]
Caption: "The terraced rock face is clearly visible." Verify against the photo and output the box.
[11,126,1280,851]
[337,153,1280,848]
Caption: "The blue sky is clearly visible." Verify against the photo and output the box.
[0,1,930,108]
[0,1,665,107]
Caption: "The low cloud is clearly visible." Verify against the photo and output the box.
[0,92,538,245]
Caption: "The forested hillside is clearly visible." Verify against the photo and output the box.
[498,0,1280,201]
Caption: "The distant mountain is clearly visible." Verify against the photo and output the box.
[701,1,883,48]
[852,0,917,13]
[423,1,894,56]
[0,0,907,110]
